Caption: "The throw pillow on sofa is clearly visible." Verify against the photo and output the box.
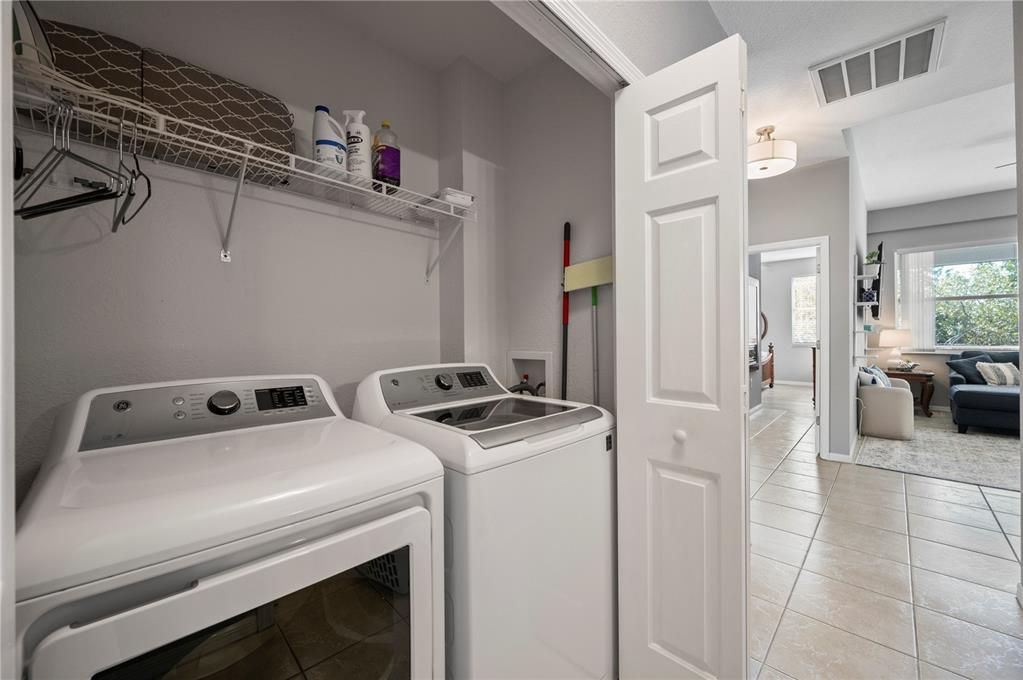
[947,354,993,384]
[977,362,1021,386]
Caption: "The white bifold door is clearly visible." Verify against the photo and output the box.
[615,35,749,679]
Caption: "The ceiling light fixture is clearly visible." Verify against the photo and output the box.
[748,126,798,180]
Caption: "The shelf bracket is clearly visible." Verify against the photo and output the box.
[425,218,464,283]
[220,146,251,263]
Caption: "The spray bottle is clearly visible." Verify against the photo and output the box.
[312,105,347,169]
[343,110,372,179]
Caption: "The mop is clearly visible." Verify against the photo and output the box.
[562,227,614,405]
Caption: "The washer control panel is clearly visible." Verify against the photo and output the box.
[380,365,506,411]
[80,378,335,451]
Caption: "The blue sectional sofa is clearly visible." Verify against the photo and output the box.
[948,350,1020,434]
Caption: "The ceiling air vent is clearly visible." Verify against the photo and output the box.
[810,19,945,106]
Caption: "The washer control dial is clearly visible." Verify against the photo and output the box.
[435,373,454,391]
[207,390,241,416]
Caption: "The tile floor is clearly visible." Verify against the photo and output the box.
[749,385,1023,680]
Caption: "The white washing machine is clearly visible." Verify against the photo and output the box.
[16,375,445,679]
[353,363,616,680]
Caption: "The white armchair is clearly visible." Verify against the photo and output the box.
[859,377,915,440]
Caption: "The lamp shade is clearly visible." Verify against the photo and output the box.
[747,125,797,180]
[879,328,913,348]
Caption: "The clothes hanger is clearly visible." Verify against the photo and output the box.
[16,106,128,219]
[111,122,136,232]
[119,126,152,227]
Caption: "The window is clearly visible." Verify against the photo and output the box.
[897,243,1019,350]
[791,275,817,347]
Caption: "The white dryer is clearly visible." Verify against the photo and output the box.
[16,375,444,679]
[353,364,615,680]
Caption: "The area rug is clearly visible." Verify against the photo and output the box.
[856,412,1020,491]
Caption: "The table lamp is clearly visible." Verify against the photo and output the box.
[879,328,913,368]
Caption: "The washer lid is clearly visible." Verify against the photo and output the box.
[15,418,442,601]
[410,397,603,449]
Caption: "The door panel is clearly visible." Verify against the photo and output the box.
[615,35,748,680]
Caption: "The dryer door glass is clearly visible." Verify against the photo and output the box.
[90,549,411,680]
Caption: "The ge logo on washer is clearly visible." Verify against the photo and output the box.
[112,400,132,413]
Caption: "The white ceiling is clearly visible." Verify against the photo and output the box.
[849,84,1016,210]
[326,2,555,83]
[710,1,1015,206]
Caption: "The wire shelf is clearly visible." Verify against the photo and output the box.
[12,58,475,268]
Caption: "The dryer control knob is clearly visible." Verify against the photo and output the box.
[207,390,241,416]
[435,374,454,390]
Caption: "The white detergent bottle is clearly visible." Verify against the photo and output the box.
[343,110,371,179]
[312,105,347,169]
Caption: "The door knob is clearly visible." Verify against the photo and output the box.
[673,429,688,444]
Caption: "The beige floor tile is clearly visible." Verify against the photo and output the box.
[906,479,987,508]
[841,464,905,484]
[813,516,910,564]
[775,459,840,480]
[767,470,834,495]
[750,554,800,607]
[905,474,975,490]
[985,493,1022,515]
[908,513,1017,560]
[1010,534,1021,561]
[913,568,1023,639]
[751,500,820,538]
[823,497,908,534]
[749,657,762,679]
[916,607,1023,679]
[917,660,968,679]
[750,454,785,470]
[907,495,1000,531]
[787,570,916,656]
[750,466,772,485]
[995,511,1021,537]
[749,596,784,661]
[828,487,907,512]
[910,538,1021,594]
[783,449,819,463]
[830,472,906,494]
[982,486,1021,499]
[765,610,917,680]
[750,523,812,568]
[757,666,797,680]
[802,540,912,601]
[754,484,827,514]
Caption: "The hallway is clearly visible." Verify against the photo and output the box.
[748,387,1023,679]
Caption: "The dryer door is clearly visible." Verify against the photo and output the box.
[25,508,433,679]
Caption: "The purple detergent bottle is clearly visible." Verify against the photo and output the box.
[372,120,401,194]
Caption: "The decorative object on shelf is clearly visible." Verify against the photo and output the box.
[894,360,919,371]
[859,288,878,303]
[879,327,913,367]
[747,125,797,179]
[863,249,882,279]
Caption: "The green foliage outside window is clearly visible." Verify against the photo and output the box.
[933,259,1019,347]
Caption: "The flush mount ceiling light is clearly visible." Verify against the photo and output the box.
[748,126,797,180]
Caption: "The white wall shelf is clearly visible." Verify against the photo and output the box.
[12,59,475,271]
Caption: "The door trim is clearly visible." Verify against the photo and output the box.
[491,0,644,95]
[749,236,832,460]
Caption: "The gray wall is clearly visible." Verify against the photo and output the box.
[578,0,726,75]
[502,58,614,407]
[867,191,1018,409]
[750,159,856,456]
[762,258,817,383]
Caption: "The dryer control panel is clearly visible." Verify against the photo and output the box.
[379,364,506,411]
[80,377,336,451]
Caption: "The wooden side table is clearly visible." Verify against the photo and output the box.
[883,369,935,417]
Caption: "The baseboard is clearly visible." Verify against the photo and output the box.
[749,404,763,415]
[774,380,813,387]
[822,450,854,463]
[927,405,951,413]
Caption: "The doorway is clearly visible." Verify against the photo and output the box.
[749,237,830,460]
